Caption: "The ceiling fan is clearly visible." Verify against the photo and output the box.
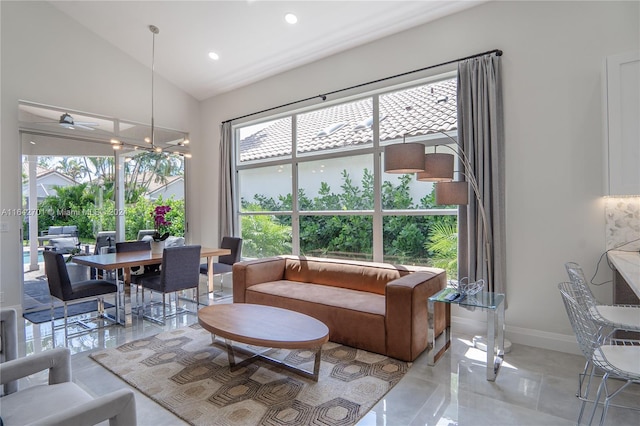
[57,113,99,131]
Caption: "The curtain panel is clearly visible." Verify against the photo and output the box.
[457,54,506,297]
[218,122,236,238]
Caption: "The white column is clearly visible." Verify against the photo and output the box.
[114,151,125,241]
[28,155,39,272]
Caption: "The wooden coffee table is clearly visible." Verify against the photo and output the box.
[198,303,329,381]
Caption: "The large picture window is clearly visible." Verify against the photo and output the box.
[235,75,460,277]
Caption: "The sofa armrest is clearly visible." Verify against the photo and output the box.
[29,388,137,426]
[385,269,446,361]
[233,257,287,302]
[0,347,71,391]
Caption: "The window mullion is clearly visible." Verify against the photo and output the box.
[372,94,383,262]
[291,114,300,255]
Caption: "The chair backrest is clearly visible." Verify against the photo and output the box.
[159,245,201,293]
[94,231,116,255]
[558,282,601,360]
[43,251,73,301]
[136,230,156,241]
[116,240,151,253]
[564,262,598,306]
[219,237,242,266]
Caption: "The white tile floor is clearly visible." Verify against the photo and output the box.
[12,287,640,426]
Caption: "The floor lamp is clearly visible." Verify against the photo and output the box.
[384,129,510,353]
[384,128,493,291]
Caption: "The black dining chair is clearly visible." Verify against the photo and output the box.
[43,251,119,345]
[115,240,159,281]
[199,237,242,297]
[137,245,202,325]
[90,231,116,279]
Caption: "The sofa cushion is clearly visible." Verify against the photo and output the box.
[248,280,385,316]
[283,256,414,295]
[246,281,387,355]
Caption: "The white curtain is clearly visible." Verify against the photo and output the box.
[218,122,236,238]
[457,54,506,296]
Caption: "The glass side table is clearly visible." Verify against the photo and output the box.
[428,287,505,381]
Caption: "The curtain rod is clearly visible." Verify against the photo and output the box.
[222,49,502,124]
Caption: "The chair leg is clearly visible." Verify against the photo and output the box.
[50,303,56,347]
[63,303,69,345]
[588,373,608,425]
[97,297,105,316]
[163,293,167,325]
[599,378,634,426]
[578,360,596,424]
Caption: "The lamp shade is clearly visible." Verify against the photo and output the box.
[435,181,469,205]
[416,153,454,182]
[384,143,425,173]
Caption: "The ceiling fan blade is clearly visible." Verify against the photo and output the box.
[74,124,95,131]
[75,121,99,126]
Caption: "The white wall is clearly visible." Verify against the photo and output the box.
[0,1,200,307]
[198,1,639,352]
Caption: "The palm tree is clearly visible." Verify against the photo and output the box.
[427,221,458,280]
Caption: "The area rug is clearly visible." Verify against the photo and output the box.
[90,324,409,426]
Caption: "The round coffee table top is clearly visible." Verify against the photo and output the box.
[198,303,329,349]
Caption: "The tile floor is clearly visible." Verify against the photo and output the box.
[11,285,640,426]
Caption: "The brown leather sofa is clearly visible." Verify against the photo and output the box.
[233,255,447,362]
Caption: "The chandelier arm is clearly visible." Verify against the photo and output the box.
[411,127,493,289]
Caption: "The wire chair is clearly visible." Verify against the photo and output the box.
[564,262,640,331]
[558,281,640,425]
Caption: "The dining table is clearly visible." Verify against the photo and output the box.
[73,246,231,327]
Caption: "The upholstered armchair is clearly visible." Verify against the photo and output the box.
[0,308,18,395]
[0,348,136,425]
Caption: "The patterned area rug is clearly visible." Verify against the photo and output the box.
[90,324,409,426]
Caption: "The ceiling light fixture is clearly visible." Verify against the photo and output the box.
[148,24,160,152]
[208,51,219,61]
[285,13,298,24]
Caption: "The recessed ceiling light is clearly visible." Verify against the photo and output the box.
[284,13,298,24]
[208,51,219,60]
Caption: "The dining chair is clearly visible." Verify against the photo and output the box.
[91,231,116,279]
[137,245,201,325]
[115,240,159,281]
[558,281,640,425]
[199,237,242,296]
[43,251,119,345]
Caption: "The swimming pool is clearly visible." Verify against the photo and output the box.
[23,251,44,264]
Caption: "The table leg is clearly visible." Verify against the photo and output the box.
[220,337,323,381]
[427,299,450,366]
[116,271,132,327]
[207,256,214,292]
[486,304,504,381]
[196,256,214,306]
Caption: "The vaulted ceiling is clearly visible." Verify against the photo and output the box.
[50,1,483,101]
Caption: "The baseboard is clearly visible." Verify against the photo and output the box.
[451,315,580,355]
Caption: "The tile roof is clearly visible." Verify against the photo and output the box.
[239,77,457,162]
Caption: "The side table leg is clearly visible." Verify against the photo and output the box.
[427,300,450,366]
[486,304,504,381]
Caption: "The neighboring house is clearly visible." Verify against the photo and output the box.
[240,78,457,162]
[147,176,184,201]
[21,166,76,204]
[239,78,456,200]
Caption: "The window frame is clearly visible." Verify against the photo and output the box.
[234,72,459,263]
